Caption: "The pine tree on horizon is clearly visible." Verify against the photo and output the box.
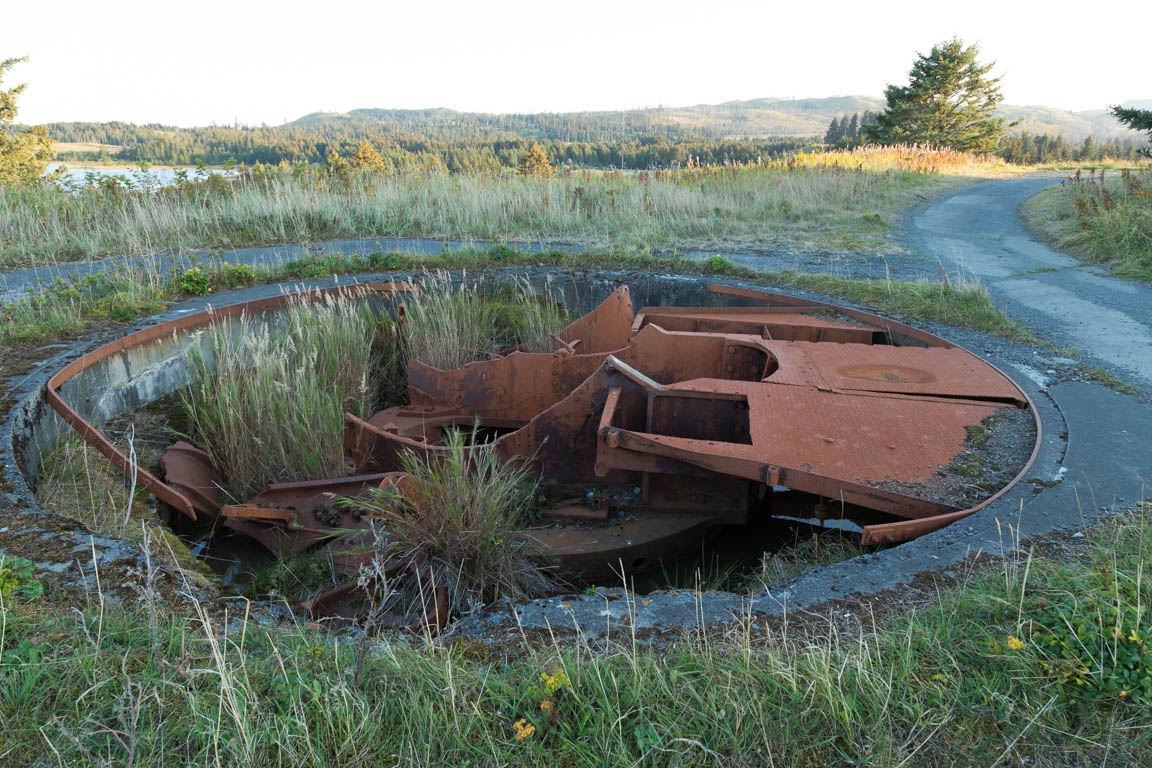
[518,143,553,178]
[846,113,860,142]
[824,116,843,146]
[863,38,1009,154]
[1111,105,1152,156]
[1079,136,1097,162]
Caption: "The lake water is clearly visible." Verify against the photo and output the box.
[46,163,237,190]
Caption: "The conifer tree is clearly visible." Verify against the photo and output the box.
[863,38,1008,153]
[847,113,860,139]
[1078,136,1097,162]
[348,140,386,171]
[518,143,552,178]
[824,116,842,145]
[1111,106,1152,156]
[0,56,55,186]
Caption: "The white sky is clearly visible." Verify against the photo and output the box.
[3,0,1148,127]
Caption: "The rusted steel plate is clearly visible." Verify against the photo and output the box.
[761,341,1027,405]
[220,472,403,556]
[526,508,747,581]
[553,284,635,353]
[159,441,223,520]
[642,379,1005,484]
[601,428,958,521]
[407,354,609,416]
[706,283,952,348]
[635,306,878,344]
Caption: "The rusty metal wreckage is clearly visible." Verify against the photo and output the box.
[45,279,1040,633]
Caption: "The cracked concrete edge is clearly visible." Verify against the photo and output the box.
[4,268,1133,643]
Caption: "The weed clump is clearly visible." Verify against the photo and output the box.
[350,427,556,613]
[181,289,400,501]
[403,271,567,369]
[1023,167,1152,283]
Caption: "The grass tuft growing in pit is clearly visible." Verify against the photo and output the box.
[752,530,869,588]
[402,270,568,369]
[181,289,399,501]
[350,427,557,613]
[35,438,212,582]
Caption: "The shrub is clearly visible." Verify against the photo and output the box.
[708,254,734,273]
[176,266,213,295]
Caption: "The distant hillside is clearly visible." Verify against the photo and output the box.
[33,96,1148,169]
[286,96,888,140]
[288,96,1147,142]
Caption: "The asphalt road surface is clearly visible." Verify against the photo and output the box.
[902,174,1152,390]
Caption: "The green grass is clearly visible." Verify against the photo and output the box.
[3,505,1150,765]
[1022,167,1152,283]
[1077,364,1141,395]
[766,270,1038,342]
[2,246,1034,346]
[0,147,1007,270]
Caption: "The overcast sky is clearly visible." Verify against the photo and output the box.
[4,0,1148,127]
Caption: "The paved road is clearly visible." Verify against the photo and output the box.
[902,174,1152,389]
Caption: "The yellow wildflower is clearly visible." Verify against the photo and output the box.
[540,699,553,713]
[540,668,571,695]
[512,718,535,741]
[1006,636,1025,650]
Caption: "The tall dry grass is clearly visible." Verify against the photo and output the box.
[0,146,1005,268]
[181,289,397,500]
[1022,166,1152,282]
[402,271,568,369]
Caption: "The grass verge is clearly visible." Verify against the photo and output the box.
[0,146,1007,270]
[1021,167,1152,283]
[2,504,1150,765]
[2,245,1034,345]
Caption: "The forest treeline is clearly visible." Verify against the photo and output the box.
[38,120,809,171]
[23,111,1149,170]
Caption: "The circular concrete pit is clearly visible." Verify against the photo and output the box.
[6,269,1043,636]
